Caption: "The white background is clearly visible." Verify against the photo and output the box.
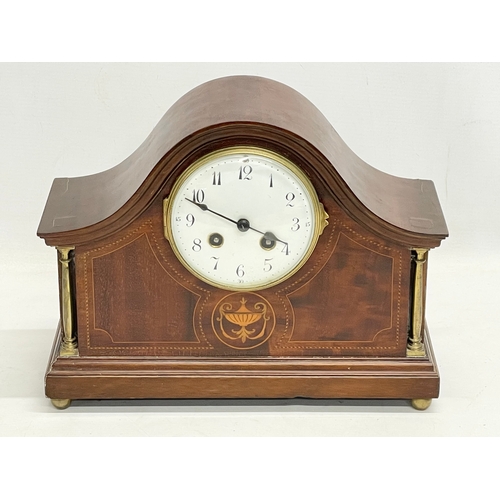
[1,63,499,435]
[0,61,499,496]
[1,2,499,495]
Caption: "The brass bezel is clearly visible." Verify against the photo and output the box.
[163,146,328,291]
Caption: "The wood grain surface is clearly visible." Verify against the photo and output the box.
[39,76,447,403]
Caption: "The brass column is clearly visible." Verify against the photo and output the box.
[407,248,428,357]
[57,246,78,357]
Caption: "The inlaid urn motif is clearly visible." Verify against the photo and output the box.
[213,293,275,349]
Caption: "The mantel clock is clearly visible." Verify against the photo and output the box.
[37,76,448,410]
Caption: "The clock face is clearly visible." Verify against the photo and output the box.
[164,147,328,290]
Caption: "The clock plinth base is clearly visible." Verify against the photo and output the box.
[45,324,439,407]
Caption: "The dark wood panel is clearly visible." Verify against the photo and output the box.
[289,233,403,345]
[74,212,213,356]
[91,234,197,343]
[70,183,411,358]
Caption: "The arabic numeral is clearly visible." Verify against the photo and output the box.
[236,264,245,277]
[192,189,205,203]
[291,218,300,231]
[192,238,202,252]
[211,256,220,270]
[212,171,221,185]
[282,244,290,256]
[239,165,252,180]
[263,258,273,272]
[285,192,295,207]
[186,213,195,227]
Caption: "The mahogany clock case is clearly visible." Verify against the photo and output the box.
[37,75,448,408]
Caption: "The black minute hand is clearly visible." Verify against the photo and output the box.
[185,198,288,246]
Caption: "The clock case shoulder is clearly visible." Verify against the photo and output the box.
[37,75,448,249]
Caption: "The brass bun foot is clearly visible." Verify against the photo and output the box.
[411,398,432,411]
[51,398,72,410]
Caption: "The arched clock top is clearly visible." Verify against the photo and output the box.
[37,75,448,248]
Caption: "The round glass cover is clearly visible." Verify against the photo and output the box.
[165,147,327,290]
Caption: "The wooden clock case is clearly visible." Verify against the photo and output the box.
[37,76,448,410]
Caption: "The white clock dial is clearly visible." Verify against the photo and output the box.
[164,147,328,290]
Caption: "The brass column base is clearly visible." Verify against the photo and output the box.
[59,341,79,357]
[51,398,72,410]
[411,398,432,411]
[407,343,426,357]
